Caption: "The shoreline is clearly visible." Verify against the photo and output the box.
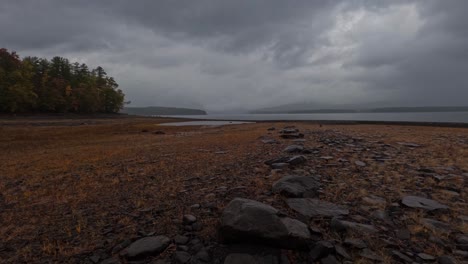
[0,116,467,263]
[2,113,468,128]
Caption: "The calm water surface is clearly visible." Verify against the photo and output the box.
[160,112,468,123]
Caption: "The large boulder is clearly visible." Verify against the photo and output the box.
[286,198,349,219]
[272,175,320,198]
[219,198,311,249]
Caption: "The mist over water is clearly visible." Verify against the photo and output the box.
[162,112,468,123]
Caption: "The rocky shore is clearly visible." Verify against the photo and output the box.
[0,118,467,263]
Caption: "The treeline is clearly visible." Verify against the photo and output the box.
[0,48,125,113]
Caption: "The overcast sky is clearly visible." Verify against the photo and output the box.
[1,0,467,112]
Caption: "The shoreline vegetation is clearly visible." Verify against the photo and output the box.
[0,48,125,114]
[0,115,467,263]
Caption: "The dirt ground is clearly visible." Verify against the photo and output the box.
[0,116,467,263]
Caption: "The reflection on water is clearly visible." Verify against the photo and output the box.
[159,120,254,126]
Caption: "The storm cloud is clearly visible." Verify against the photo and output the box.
[1,0,467,112]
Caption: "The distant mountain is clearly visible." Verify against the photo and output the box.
[122,106,207,116]
[252,105,468,114]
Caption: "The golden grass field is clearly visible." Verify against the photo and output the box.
[0,116,467,263]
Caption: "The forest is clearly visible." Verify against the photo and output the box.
[0,48,125,113]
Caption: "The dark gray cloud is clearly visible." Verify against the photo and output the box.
[1,0,467,111]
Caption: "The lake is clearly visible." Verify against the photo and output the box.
[160,112,468,123]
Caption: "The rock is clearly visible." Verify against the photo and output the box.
[392,250,413,263]
[344,238,367,249]
[354,160,366,167]
[265,157,290,166]
[280,128,299,134]
[190,203,201,209]
[183,214,197,224]
[330,218,378,234]
[397,142,421,147]
[261,139,277,144]
[362,195,386,206]
[396,229,411,240]
[270,163,289,170]
[100,257,121,264]
[456,234,468,244]
[401,196,449,211]
[224,253,285,264]
[153,131,165,135]
[418,253,435,261]
[284,145,304,153]
[123,236,171,260]
[174,235,189,245]
[421,218,452,234]
[320,255,340,264]
[173,251,191,263]
[286,198,349,219]
[272,176,320,198]
[192,222,203,231]
[335,245,351,259]
[309,241,335,261]
[359,248,383,261]
[438,255,456,264]
[280,133,304,139]
[287,155,307,166]
[293,139,306,143]
[219,198,311,249]
[194,249,211,262]
[267,127,276,131]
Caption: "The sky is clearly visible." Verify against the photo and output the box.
[1,0,467,112]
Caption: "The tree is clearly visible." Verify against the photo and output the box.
[0,48,125,113]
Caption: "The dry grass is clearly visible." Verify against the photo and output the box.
[0,118,467,263]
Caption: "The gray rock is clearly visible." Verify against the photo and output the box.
[396,229,411,240]
[309,241,334,261]
[397,142,421,147]
[421,218,452,234]
[174,235,189,245]
[183,214,197,224]
[280,133,304,139]
[320,255,339,264]
[330,218,378,234]
[261,139,277,144]
[418,253,435,261]
[401,196,449,211]
[392,250,413,263]
[344,238,366,249]
[335,245,351,259]
[272,176,320,198]
[359,248,383,261]
[284,145,304,153]
[123,236,171,260]
[173,251,191,263]
[224,253,285,264]
[438,255,456,264]
[362,195,386,206]
[220,198,311,249]
[456,234,468,244]
[271,163,289,170]
[194,249,211,262]
[287,155,307,166]
[100,257,121,264]
[286,198,349,219]
[354,160,366,167]
[280,128,299,134]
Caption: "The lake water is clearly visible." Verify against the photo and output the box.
[159,120,253,126]
[160,112,468,124]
